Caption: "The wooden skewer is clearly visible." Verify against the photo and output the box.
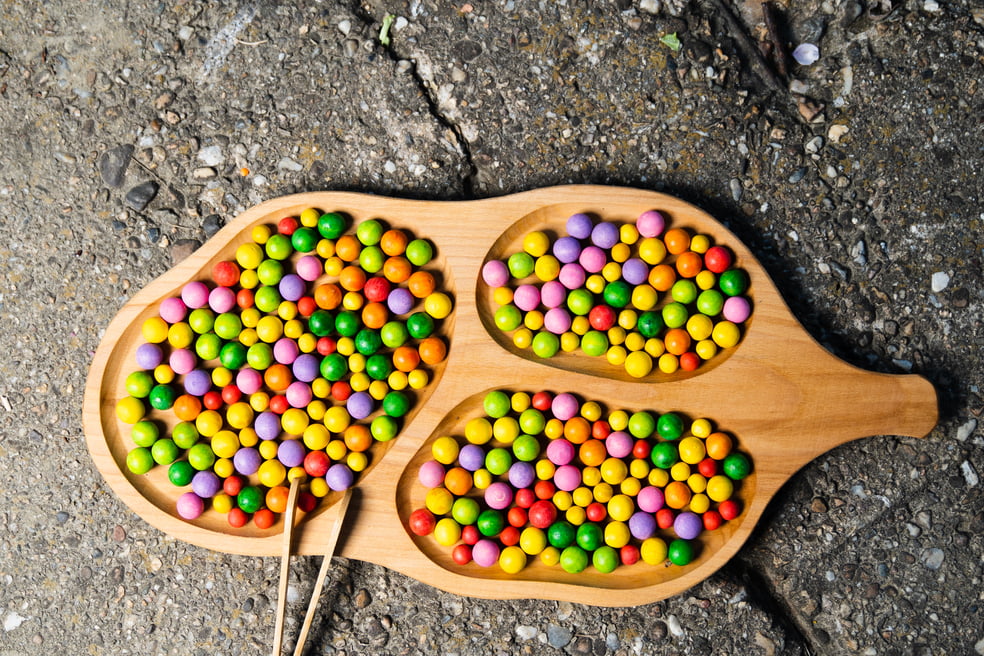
[272,477,302,656]
[292,489,353,656]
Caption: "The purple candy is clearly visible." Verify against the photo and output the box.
[637,486,665,513]
[292,354,320,383]
[558,262,587,290]
[605,431,633,459]
[325,463,354,490]
[176,492,204,520]
[418,460,446,488]
[482,260,510,287]
[286,381,312,408]
[274,337,299,365]
[191,471,222,498]
[183,369,212,397]
[591,222,619,249]
[255,411,281,440]
[278,439,306,468]
[553,236,582,264]
[508,461,536,489]
[674,511,703,540]
[513,284,541,312]
[181,281,210,309]
[472,539,500,567]
[722,296,751,323]
[554,464,581,491]
[637,210,666,238]
[578,246,607,273]
[566,213,593,239]
[546,439,575,466]
[159,297,187,324]
[621,258,649,286]
[387,287,415,315]
[485,481,514,510]
[540,281,567,308]
[278,274,306,302]
[136,343,164,370]
[628,511,658,540]
[551,393,579,421]
[543,307,572,335]
[208,286,236,314]
[346,392,374,420]
[458,444,486,471]
[295,255,323,281]
[233,447,262,475]
[237,368,263,395]
[169,348,196,375]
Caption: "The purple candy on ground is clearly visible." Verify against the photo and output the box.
[540,281,567,308]
[578,246,607,273]
[183,369,212,397]
[237,368,263,395]
[255,411,281,440]
[637,210,666,238]
[233,447,262,475]
[628,511,658,540]
[418,460,446,488]
[169,348,196,375]
[472,539,500,567]
[458,444,486,471]
[159,297,187,324]
[621,258,649,285]
[605,431,633,458]
[546,439,575,466]
[558,262,587,290]
[191,471,222,498]
[553,236,582,264]
[566,213,593,239]
[274,337,299,365]
[591,222,619,249]
[208,286,236,314]
[722,296,751,323]
[482,260,510,287]
[637,486,665,513]
[181,281,210,309]
[551,393,579,421]
[291,354,320,382]
[325,463,354,490]
[387,287,414,315]
[136,343,164,370]
[286,381,313,408]
[674,511,703,540]
[508,461,536,489]
[484,481,514,510]
[295,255,322,281]
[347,392,374,420]
[176,492,205,520]
[278,274,306,302]
[278,439,306,468]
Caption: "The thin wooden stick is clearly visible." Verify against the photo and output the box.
[272,478,301,656]
[292,489,353,656]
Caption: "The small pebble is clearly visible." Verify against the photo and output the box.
[125,181,159,211]
[278,157,304,172]
[202,214,223,238]
[788,168,806,184]
[515,625,537,641]
[197,145,224,167]
[546,624,573,648]
[666,614,684,637]
[931,271,950,292]
[961,460,979,488]
[193,167,217,179]
[956,419,977,442]
[100,144,134,187]
[922,547,945,570]
[729,178,742,202]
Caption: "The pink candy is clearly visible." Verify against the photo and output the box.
[159,297,187,324]
[578,246,607,273]
[472,539,501,567]
[484,481,514,510]
[482,260,510,287]
[636,210,666,238]
[605,431,633,458]
[540,281,567,308]
[723,296,751,323]
[295,255,323,281]
[418,460,446,488]
[551,393,580,421]
[543,308,572,335]
[513,284,541,312]
[208,286,236,313]
[176,492,204,520]
[554,464,581,491]
[169,348,196,375]
[181,281,210,309]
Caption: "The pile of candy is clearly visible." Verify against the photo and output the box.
[482,211,752,378]
[408,390,750,575]
[115,209,452,529]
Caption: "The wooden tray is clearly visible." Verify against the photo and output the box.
[83,186,937,607]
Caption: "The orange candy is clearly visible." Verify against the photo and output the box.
[578,439,607,467]
[344,424,373,452]
[266,486,290,514]
[705,432,733,460]
[380,229,409,256]
[339,265,367,292]
[393,346,421,372]
[382,256,412,284]
[173,394,202,421]
[418,336,447,365]
[264,364,292,392]
[675,251,703,278]
[564,417,591,445]
[253,508,276,529]
[314,283,342,309]
[361,302,389,329]
[663,228,691,255]
[649,264,677,292]
[664,481,692,509]
[407,271,436,298]
[663,328,692,356]
[443,467,473,496]
[335,235,361,262]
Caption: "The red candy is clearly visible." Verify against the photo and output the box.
[718,499,740,520]
[632,440,651,459]
[507,506,528,527]
[452,544,472,565]
[656,508,675,529]
[704,246,733,273]
[532,392,553,411]
[297,492,317,513]
[330,381,351,401]
[698,458,719,478]
[223,475,244,496]
[702,509,723,531]
[528,500,557,528]
[304,450,330,477]
[499,526,520,546]
[268,395,289,414]
[588,305,616,331]
[679,352,700,371]
[514,488,535,508]
[227,507,248,528]
[408,508,436,536]
[297,296,317,316]
[461,525,480,545]
[203,391,223,410]
[591,420,611,440]
[533,480,555,500]
[317,337,337,355]
[586,502,607,523]
[221,385,242,405]
[212,261,241,287]
[236,288,254,309]
[363,277,391,302]
[620,545,640,566]
[254,508,275,529]
[278,217,299,235]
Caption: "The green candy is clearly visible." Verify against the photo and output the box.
[406,239,434,266]
[580,330,609,357]
[636,311,664,338]
[195,333,222,360]
[334,311,360,337]
[317,212,347,239]
[150,438,179,465]
[308,310,335,337]
[237,486,264,513]
[531,331,560,358]
[148,384,176,411]
[723,452,752,480]
[718,269,749,297]
[168,460,195,487]
[219,342,247,369]
[126,447,154,475]
[264,234,293,260]
[406,312,434,339]
[484,448,513,476]
[483,390,511,419]
[511,434,541,462]
[576,522,604,551]
[477,509,505,537]
[602,280,632,308]
[628,411,656,439]
[667,539,694,566]
[452,497,480,525]
[257,259,284,286]
[355,219,384,246]
[592,545,619,573]
[246,343,274,370]
[125,371,154,398]
[560,545,589,573]
[547,521,576,549]
[382,391,410,418]
[518,408,545,435]
[370,415,398,442]
[494,305,522,332]
[291,227,319,253]
[507,251,535,279]
[130,420,160,448]
[650,442,679,469]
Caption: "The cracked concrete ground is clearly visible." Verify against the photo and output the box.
[0,1,982,654]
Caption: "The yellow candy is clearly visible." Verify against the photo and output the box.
[287,466,306,483]
[300,208,320,227]
[601,262,622,283]
[565,506,586,526]
[499,546,528,574]
[638,237,667,265]
[316,239,335,260]
[593,482,614,503]
[154,364,175,384]
[670,462,691,482]
[115,397,145,424]
[309,477,329,497]
[640,537,668,565]
[297,332,317,352]
[695,270,716,290]
[464,417,493,445]
[570,316,590,335]
[607,494,635,522]
[303,424,331,451]
[511,392,531,412]
[712,321,741,348]
[544,418,564,440]
[585,274,605,294]
[258,439,279,460]
[604,521,631,548]
[691,418,713,438]
[368,380,389,401]
[620,477,642,496]
[388,370,408,390]
[513,327,533,349]
[689,493,711,514]
[226,402,254,430]
[342,291,363,311]
[258,459,286,487]
[624,351,653,378]
[346,451,368,472]
[690,234,711,254]
[523,231,550,257]
[572,486,594,507]
[432,436,460,464]
[686,314,714,341]
[534,255,560,281]
[644,337,666,358]
[214,458,235,478]
[648,468,670,487]
[434,518,462,546]
[610,242,631,263]
[323,256,343,276]
[552,490,573,511]
[239,269,259,289]
[580,401,602,422]
[281,408,309,436]
[326,440,347,461]
[523,310,544,331]
[306,400,327,422]
[678,436,707,464]
[240,307,261,328]
[695,338,718,360]
[618,309,638,330]
[493,416,520,443]
[324,406,351,433]
[424,292,453,319]
[540,546,561,566]
[687,473,708,494]
[195,410,223,437]
[619,223,639,245]
[284,320,304,339]
[607,326,626,346]
[472,468,492,489]
[408,369,429,390]
[606,345,627,366]
[250,225,271,245]
[425,487,454,515]
[312,377,331,398]
[629,458,651,479]
[493,286,514,306]
[349,372,370,392]
[560,332,580,352]
[236,242,264,268]
[624,332,646,352]
[535,459,556,480]
[608,410,629,432]
[706,475,734,502]
[167,322,194,349]
[239,428,259,448]
[581,466,602,487]
[520,527,547,555]
[601,458,628,485]
[212,493,234,514]
[277,301,298,321]
[658,352,679,374]
[211,430,240,459]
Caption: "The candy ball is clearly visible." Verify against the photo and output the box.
[135,343,165,370]
[387,287,415,315]
[457,443,486,471]
[605,431,633,458]
[558,263,587,290]
[472,539,501,567]
[181,282,210,309]
[208,286,236,313]
[629,511,658,540]
[543,307,572,334]
[621,258,649,286]
[191,471,222,498]
[233,447,262,475]
[674,512,703,540]
[176,492,205,520]
[637,486,665,513]
[553,237,582,264]
[296,255,323,281]
[591,222,619,249]
[551,393,579,421]
[237,368,263,395]
[722,296,751,323]
[325,463,354,490]
[546,439,575,466]
[636,210,666,238]
[566,213,593,239]
[578,246,607,273]
[485,481,514,510]
[482,260,510,287]
[418,460,445,488]
[513,284,541,312]
[183,369,212,397]
[159,297,187,324]
[554,464,581,491]
[508,461,536,489]
[346,392,374,420]
[278,439,306,468]
[169,349,196,376]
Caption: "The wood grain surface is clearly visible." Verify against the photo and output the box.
[83,186,937,606]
